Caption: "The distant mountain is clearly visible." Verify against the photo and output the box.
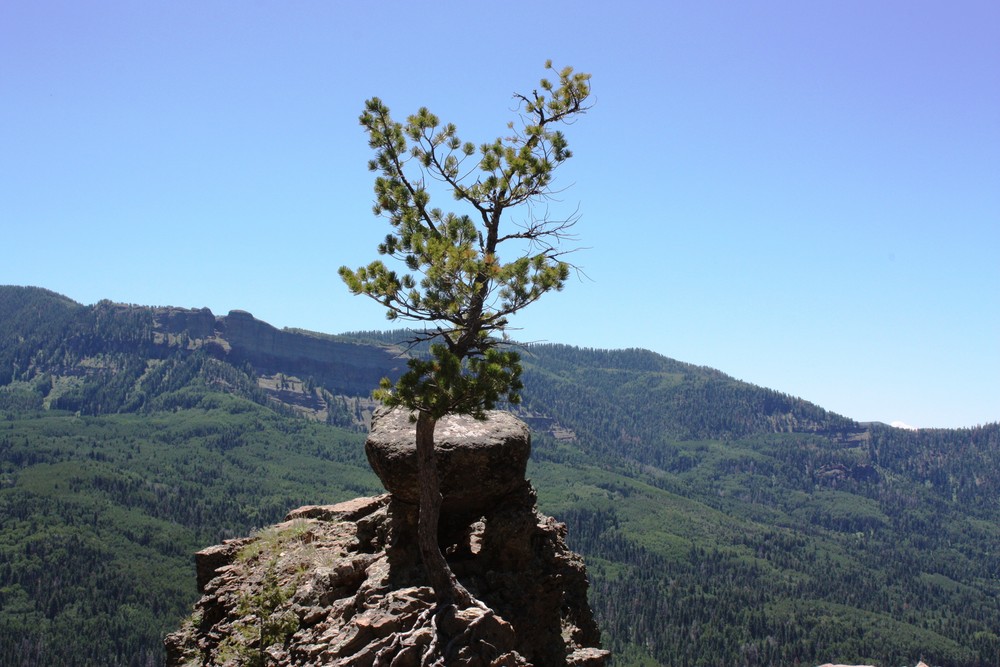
[1,285,998,666]
[0,285,407,418]
[0,286,854,441]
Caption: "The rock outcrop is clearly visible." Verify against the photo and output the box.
[147,305,406,397]
[219,310,404,396]
[166,411,609,667]
[365,407,531,517]
[153,306,217,339]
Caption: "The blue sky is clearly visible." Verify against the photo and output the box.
[2,1,997,428]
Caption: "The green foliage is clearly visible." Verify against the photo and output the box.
[3,286,1000,666]
[223,561,300,667]
[0,286,83,386]
[237,520,311,564]
[528,419,1000,666]
[376,343,522,420]
[0,404,378,666]
[517,342,1000,665]
[339,63,590,417]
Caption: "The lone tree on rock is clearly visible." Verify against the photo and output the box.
[339,62,591,608]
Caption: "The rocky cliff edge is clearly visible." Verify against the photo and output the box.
[165,410,609,667]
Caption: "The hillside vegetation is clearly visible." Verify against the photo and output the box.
[1,285,998,666]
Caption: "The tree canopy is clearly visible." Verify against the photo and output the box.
[339,61,591,419]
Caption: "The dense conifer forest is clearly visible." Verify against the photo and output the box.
[1,286,998,666]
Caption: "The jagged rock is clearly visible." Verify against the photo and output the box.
[165,492,609,667]
[365,407,531,518]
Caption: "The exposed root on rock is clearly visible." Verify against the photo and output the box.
[165,492,609,667]
[368,602,528,667]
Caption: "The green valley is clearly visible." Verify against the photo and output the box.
[1,286,998,666]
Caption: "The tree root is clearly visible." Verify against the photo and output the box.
[370,601,527,667]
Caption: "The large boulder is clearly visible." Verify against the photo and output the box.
[365,407,531,517]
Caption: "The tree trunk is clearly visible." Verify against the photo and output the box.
[414,411,476,607]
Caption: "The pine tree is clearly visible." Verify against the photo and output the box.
[340,61,591,607]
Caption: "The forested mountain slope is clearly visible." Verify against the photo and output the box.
[1,285,998,666]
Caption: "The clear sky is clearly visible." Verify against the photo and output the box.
[2,1,997,429]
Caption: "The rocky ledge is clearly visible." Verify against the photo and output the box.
[167,409,608,665]
[165,492,608,666]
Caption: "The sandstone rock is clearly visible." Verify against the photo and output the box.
[165,492,609,667]
[365,407,531,517]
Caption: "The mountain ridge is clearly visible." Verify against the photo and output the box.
[2,284,998,666]
[1,285,860,441]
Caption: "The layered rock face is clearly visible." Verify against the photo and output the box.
[147,305,405,396]
[219,310,404,396]
[166,410,608,667]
